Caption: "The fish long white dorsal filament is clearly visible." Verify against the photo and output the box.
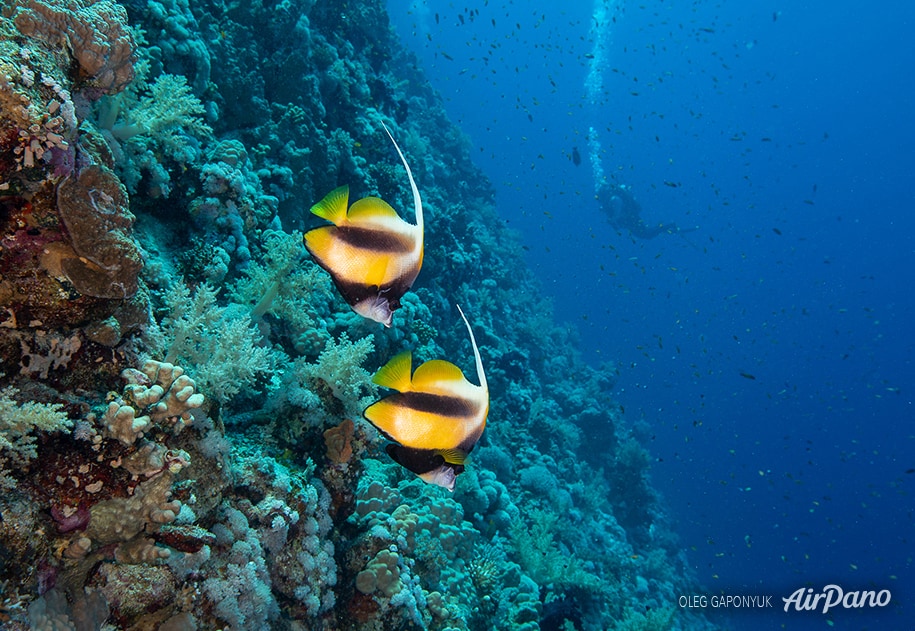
[456,303,487,394]
[381,121,423,235]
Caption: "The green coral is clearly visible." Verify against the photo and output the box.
[509,507,601,591]
[295,333,377,419]
[149,281,281,404]
[110,72,211,148]
[0,387,72,489]
[230,229,332,335]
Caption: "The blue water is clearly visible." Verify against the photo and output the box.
[389,1,915,629]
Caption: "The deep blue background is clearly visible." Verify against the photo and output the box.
[388,1,914,628]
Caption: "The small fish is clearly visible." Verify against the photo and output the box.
[740,372,756,380]
[364,305,489,491]
[304,123,423,327]
[571,146,581,166]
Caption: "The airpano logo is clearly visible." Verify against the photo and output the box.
[782,584,892,614]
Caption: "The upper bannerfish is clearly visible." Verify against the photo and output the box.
[304,123,424,327]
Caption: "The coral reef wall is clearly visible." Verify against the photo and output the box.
[0,0,716,629]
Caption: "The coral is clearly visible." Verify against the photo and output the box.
[28,587,109,631]
[11,0,136,95]
[356,548,402,597]
[510,508,601,591]
[151,281,280,404]
[201,504,281,629]
[104,360,205,445]
[518,463,559,497]
[64,453,188,561]
[324,417,355,464]
[230,228,333,338]
[142,0,211,93]
[54,164,142,299]
[177,438,338,626]
[111,73,211,146]
[614,607,675,631]
[0,385,71,488]
[294,332,377,419]
[18,331,82,379]
[0,36,77,181]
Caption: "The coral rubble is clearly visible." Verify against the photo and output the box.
[0,0,717,630]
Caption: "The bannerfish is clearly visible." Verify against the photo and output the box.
[363,305,489,491]
[304,122,423,327]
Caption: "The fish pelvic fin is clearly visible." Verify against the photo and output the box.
[372,351,413,391]
[310,185,350,225]
[437,448,468,466]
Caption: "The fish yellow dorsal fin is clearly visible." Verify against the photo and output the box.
[310,185,350,225]
[372,351,414,392]
[347,197,400,221]
[412,359,467,389]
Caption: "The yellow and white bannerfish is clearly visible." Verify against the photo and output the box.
[303,122,423,327]
[363,305,489,491]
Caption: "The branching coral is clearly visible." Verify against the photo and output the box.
[230,228,332,336]
[104,360,205,445]
[110,73,211,147]
[0,386,71,489]
[294,333,376,419]
[150,281,281,404]
[509,507,601,591]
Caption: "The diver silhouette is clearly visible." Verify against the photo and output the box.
[596,182,691,239]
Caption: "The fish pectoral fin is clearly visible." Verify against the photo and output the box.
[347,196,401,221]
[372,351,413,391]
[411,360,467,389]
[310,186,350,224]
[437,448,468,465]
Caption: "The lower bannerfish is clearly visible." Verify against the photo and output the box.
[363,305,489,491]
[304,122,424,327]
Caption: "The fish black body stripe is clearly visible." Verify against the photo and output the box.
[397,391,478,418]
[338,225,415,253]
